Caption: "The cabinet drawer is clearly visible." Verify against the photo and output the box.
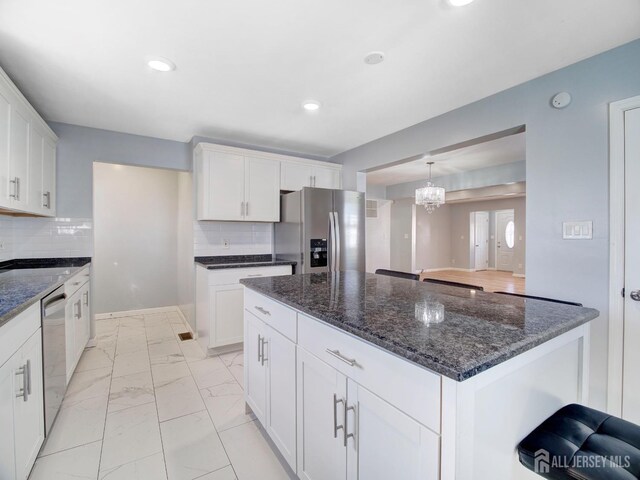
[298,313,441,433]
[245,289,297,342]
[0,303,40,368]
[64,267,90,297]
[208,265,292,286]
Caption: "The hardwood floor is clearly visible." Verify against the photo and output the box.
[419,269,525,294]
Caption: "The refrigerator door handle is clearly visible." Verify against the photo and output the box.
[329,211,336,272]
[334,211,341,272]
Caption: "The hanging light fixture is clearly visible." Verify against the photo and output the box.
[415,161,445,213]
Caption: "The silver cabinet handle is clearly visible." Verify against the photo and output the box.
[254,306,271,316]
[261,338,268,366]
[15,364,27,401]
[333,394,345,439]
[75,300,81,319]
[83,291,89,306]
[313,175,317,187]
[25,360,31,396]
[246,201,249,216]
[241,201,245,216]
[630,290,640,301]
[344,403,356,447]
[257,334,263,362]
[43,191,51,209]
[9,177,20,200]
[247,274,263,277]
[309,175,313,187]
[326,348,356,367]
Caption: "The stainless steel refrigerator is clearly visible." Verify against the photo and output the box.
[275,188,365,274]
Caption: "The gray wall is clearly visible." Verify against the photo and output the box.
[449,197,526,275]
[51,122,191,218]
[386,161,525,200]
[333,39,640,410]
[390,198,415,272]
[415,204,451,271]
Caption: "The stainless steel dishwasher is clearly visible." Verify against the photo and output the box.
[41,285,68,435]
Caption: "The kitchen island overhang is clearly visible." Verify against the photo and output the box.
[241,272,598,480]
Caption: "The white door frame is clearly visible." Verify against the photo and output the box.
[607,95,640,416]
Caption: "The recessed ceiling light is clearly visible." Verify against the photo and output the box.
[448,0,475,6]
[364,52,385,65]
[147,57,176,72]
[302,100,321,112]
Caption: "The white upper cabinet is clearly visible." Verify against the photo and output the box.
[244,155,280,222]
[195,143,342,222]
[0,66,57,216]
[195,145,280,222]
[280,160,341,191]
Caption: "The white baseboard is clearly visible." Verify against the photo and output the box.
[95,305,182,320]
[487,267,497,271]
[512,273,526,278]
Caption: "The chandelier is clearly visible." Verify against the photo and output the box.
[415,161,445,213]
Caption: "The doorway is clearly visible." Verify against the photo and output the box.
[495,209,516,272]
[473,211,489,271]
[609,96,640,422]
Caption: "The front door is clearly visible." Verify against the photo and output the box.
[623,107,640,423]
[496,210,515,272]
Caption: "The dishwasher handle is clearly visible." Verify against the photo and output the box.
[42,289,67,317]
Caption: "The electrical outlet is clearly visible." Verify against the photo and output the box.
[222,239,230,249]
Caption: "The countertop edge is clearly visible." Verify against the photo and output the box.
[0,262,92,329]
[241,282,599,382]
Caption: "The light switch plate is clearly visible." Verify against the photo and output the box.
[563,221,592,240]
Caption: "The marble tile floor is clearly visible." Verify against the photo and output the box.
[29,310,294,480]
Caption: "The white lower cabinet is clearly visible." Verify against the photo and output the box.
[347,380,439,480]
[245,311,268,423]
[245,310,297,471]
[0,304,45,480]
[245,290,440,480]
[196,264,293,352]
[65,270,91,384]
[296,347,347,480]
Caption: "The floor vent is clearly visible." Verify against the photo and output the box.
[178,332,193,341]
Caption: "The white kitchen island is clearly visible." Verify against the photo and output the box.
[241,272,598,480]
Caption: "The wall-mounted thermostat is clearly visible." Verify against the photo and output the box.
[551,92,572,109]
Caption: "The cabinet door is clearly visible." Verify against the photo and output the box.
[244,156,280,222]
[265,325,296,471]
[0,91,11,209]
[14,330,44,480]
[346,380,439,480]
[28,126,44,215]
[41,138,55,215]
[312,166,341,189]
[281,162,312,191]
[8,106,30,210]
[79,284,91,353]
[0,356,17,480]
[297,347,347,480]
[200,151,245,221]
[210,283,244,347]
[245,311,267,424]
[64,290,81,384]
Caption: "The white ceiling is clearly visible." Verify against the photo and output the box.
[0,1,638,157]
[367,132,525,186]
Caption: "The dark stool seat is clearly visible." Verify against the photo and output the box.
[518,404,640,479]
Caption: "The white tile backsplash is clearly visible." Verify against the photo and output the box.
[194,221,273,256]
[0,214,15,261]
[0,215,93,260]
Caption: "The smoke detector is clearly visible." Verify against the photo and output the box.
[364,52,385,65]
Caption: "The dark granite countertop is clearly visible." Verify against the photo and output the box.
[0,258,92,328]
[241,272,599,381]
[195,255,296,270]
